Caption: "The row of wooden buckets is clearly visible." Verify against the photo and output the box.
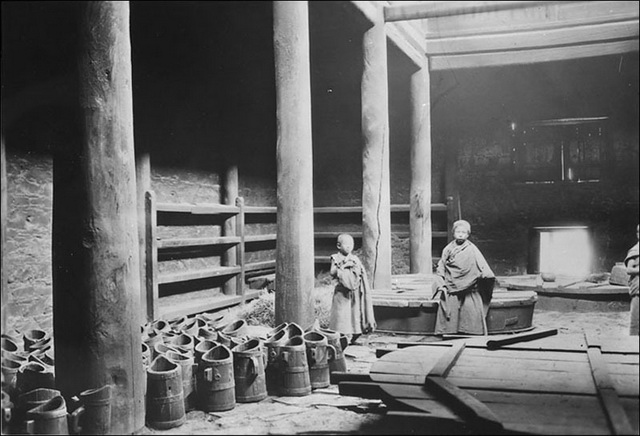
[1,329,109,435]
[142,314,351,430]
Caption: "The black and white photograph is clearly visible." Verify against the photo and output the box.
[1,1,638,434]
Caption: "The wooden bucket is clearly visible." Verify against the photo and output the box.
[22,330,50,352]
[265,322,289,340]
[232,339,267,403]
[264,329,289,395]
[17,362,55,395]
[24,395,68,435]
[69,385,111,435]
[165,351,197,412]
[319,328,348,373]
[1,336,19,354]
[286,323,304,339]
[152,342,182,360]
[197,344,235,412]
[169,333,195,356]
[151,319,171,335]
[1,358,21,396]
[194,339,217,365]
[2,389,13,430]
[280,336,311,396]
[221,319,248,338]
[303,332,335,390]
[195,327,218,345]
[145,355,186,430]
[15,388,61,432]
[180,318,206,338]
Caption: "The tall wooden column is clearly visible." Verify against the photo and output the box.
[409,62,433,273]
[221,157,239,296]
[1,133,7,333]
[53,2,144,434]
[273,1,315,328]
[361,9,392,290]
[136,150,151,322]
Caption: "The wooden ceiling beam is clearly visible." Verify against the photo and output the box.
[429,38,639,70]
[384,1,560,22]
[425,19,639,55]
[423,1,639,38]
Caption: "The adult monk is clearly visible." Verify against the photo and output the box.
[433,220,495,335]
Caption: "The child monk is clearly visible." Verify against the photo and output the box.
[329,234,376,344]
[433,220,495,335]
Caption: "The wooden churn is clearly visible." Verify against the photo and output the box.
[319,328,349,373]
[303,331,336,389]
[264,329,289,395]
[279,336,311,396]
[24,395,69,435]
[165,351,197,412]
[231,339,267,403]
[197,344,235,412]
[145,355,186,430]
[69,385,111,435]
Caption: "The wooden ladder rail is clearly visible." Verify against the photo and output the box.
[584,332,634,436]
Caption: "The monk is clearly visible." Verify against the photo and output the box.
[433,220,495,335]
[328,234,376,344]
[625,224,639,336]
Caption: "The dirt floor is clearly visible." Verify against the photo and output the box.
[141,303,633,435]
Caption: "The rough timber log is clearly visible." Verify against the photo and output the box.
[273,1,315,328]
[361,5,392,290]
[53,2,145,433]
[409,62,433,274]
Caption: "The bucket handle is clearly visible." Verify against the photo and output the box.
[339,335,349,351]
[247,355,261,380]
[204,367,222,383]
[69,405,85,434]
[327,344,337,363]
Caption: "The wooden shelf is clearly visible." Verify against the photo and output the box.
[245,260,276,272]
[158,266,242,285]
[243,203,449,214]
[158,288,263,319]
[244,206,277,214]
[313,203,448,213]
[244,234,277,243]
[157,236,241,249]
[157,202,240,215]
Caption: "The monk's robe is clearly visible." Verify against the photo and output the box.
[625,242,639,297]
[329,253,377,336]
[433,240,495,335]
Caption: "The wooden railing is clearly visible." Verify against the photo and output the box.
[144,193,456,320]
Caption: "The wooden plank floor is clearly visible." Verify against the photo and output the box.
[366,333,639,435]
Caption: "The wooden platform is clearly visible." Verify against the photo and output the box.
[360,332,639,435]
[499,274,631,312]
[372,274,537,335]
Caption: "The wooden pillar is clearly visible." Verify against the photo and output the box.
[273,1,315,328]
[222,157,238,296]
[409,62,432,273]
[1,133,7,333]
[444,136,460,239]
[136,150,150,322]
[53,2,144,434]
[361,8,392,290]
